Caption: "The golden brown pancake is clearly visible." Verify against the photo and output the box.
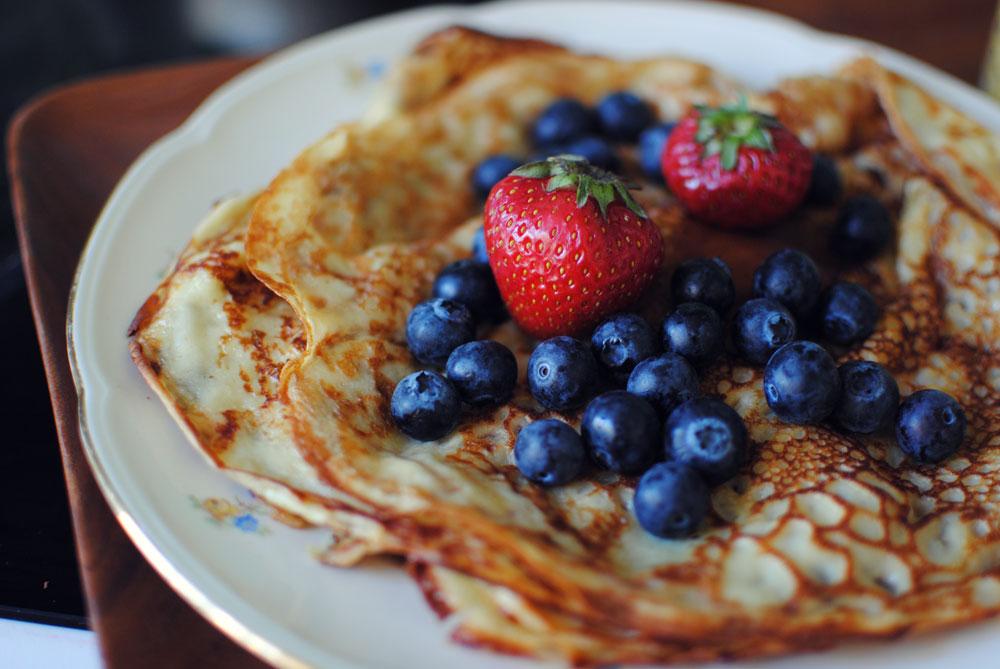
[130,28,1000,665]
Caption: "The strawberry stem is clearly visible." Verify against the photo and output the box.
[511,155,646,220]
[693,97,780,170]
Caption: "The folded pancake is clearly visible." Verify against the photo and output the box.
[845,57,1000,228]
[131,27,1000,665]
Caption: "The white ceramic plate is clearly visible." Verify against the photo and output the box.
[69,1,1000,667]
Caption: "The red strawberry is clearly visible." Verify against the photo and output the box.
[661,100,812,229]
[484,156,663,339]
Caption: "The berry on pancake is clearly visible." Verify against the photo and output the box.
[661,99,812,229]
[483,155,663,338]
[664,397,748,485]
[590,312,659,386]
[527,335,599,411]
[581,390,661,474]
[514,419,585,486]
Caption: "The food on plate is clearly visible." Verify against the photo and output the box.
[483,154,663,338]
[661,300,725,366]
[815,281,880,345]
[831,192,892,261]
[661,99,813,229]
[832,359,901,434]
[513,417,585,486]
[762,340,842,425]
[669,255,735,314]
[589,311,660,384]
[751,248,823,319]
[731,297,797,364]
[129,27,1000,665]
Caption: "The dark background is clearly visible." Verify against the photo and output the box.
[3,0,997,631]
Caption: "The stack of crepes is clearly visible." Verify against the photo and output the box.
[129,27,1000,665]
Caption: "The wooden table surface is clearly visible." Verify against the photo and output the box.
[6,1,998,666]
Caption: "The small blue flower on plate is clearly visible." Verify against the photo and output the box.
[234,513,259,533]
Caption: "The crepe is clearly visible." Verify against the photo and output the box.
[130,27,1000,665]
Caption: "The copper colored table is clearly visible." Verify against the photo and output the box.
[6,2,996,666]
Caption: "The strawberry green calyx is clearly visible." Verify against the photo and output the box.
[693,98,781,170]
[511,154,646,220]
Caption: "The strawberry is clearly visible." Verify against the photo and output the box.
[484,156,663,339]
[661,99,812,229]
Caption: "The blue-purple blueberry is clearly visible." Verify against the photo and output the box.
[661,302,724,367]
[514,419,585,486]
[816,282,879,346]
[670,257,735,314]
[591,313,659,385]
[664,397,748,485]
[406,298,475,367]
[391,371,461,441]
[634,461,710,539]
[763,340,841,424]
[595,91,653,142]
[533,98,594,146]
[626,353,700,417]
[472,226,490,264]
[638,122,676,182]
[895,389,966,463]
[831,194,892,263]
[528,336,599,411]
[446,340,518,406]
[832,361,899,434]
[472,154,521,200]
[732,298,797,365]
[581,390,661,474]
[753,249,823,319]
[805,154,843,206]
[432,259,504,324]
[562,135,621,172]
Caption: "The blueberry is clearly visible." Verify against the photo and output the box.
[638,122,676,182]
[472,226,490,264]
[390,371,461,441]
[471,154,521,200]
[533,98,594,147]
[446,340,518,406]
[626,353,700,417]
[432,259,504,324]
[529,147,562,163]
[763,341,841,424]
[514,419,585,486]
[581,390,661,474]
[805,154,842,206]
[591,313,659,385]
[896,389,966,463]
[595,91,653,142]
[752,249,823,319]
[562,135,620,172]
[670,257,734,315]
[661,302,724,367]
[832,360,899,434]
[406,298,475,367]
[732,298,797,365]
[528,336,599,411]
[634,461,710,539]
[816,282,879,345]
[831,194,892,263]
[664,397,748,485]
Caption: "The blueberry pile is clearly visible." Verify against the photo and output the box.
[512,263,746,541]
[394,243,968,541]
[471,91,675,200]
[392,259,516,441]
[732,248,967,466]
[390,98,967,543]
